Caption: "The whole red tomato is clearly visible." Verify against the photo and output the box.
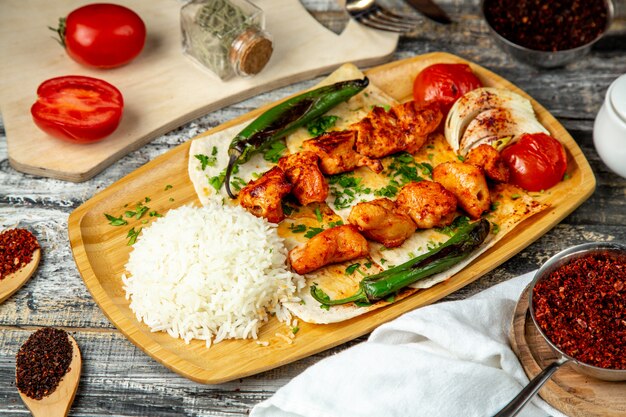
[501,133,567,191]
[31,76,124,143]
[56,3,146,68]
[413,63,483,114]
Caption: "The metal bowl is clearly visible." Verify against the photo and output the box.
[481,0,614,68]
[495,242,626,417]
[528,242,626,381]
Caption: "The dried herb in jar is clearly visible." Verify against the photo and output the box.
[181,0,273,80]
[484,0,609,52]
[0,228,40,280]
[533,252,626,370]
[16,328,73,400]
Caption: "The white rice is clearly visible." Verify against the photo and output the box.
[122,201,304,347]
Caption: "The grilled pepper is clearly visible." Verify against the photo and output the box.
[224,78,369,198]
[311,219,490,306]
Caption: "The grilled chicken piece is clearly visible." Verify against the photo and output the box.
[432,162,490,220]
[238,166,292,223]
[465,144,510,183]
[289,225,369,274]
[302,130,382,175]
[395,181,458,229]
[278,151,329,206]
[352,102,442,158]
[348,198,417,248]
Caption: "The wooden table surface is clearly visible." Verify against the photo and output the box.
[1,1,625,416]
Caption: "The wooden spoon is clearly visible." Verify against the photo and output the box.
[0,248,41,304]
[18,334,82,417]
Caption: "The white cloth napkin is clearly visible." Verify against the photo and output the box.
[251,271,568,417]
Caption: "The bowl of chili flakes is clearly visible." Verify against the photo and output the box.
[528,242,626,380]
[481,0,614,68]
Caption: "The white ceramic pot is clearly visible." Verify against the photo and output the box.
[593,74,626,178]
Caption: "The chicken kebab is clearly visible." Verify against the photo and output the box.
[235,99,509,275]
[189,63,555,323]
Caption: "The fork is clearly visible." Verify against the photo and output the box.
[345,0,421,33]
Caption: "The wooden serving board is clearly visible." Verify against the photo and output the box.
[510,287,626,417]
[68,52,596,384]
[0,0,397,182]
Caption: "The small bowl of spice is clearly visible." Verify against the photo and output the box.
[481,0,614,68]
[530,242,626,378]
[497,243,626,415]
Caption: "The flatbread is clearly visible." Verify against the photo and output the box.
[188,64,548,324]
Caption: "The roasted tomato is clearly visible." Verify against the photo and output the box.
[56,3,146,68]
[413,63,483,114]
[501,133,567,191]
[31,76,124,143]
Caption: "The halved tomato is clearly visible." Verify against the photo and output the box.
[31,76,124,143]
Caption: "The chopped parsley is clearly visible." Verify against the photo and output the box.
[230,176,247,192]
[195,153,217,170]
[306,115,339,136]
[490,201,501,211]
[263,141,287,163]
[126,227,142,246]
[427,240,442,251]
[374,183,399,198]
[289,223,307,233]
[127,202,149,220]
[314,207,323,223]
[208,169,226,192]
[435,216,470,236]
[164,184,173,191]
[328,220,344,228]
[380,152,431,191]
[282,201,298,216]
[328,173,372,209]
[104,213,127,226]
[345,263,361,275]
[149,210,163,218]
[491,222,500,235]
[511,193,521,200]
[457,155,465,162]
[304,227,324,239]
[292,326,300,334]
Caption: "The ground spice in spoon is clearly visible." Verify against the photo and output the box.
[16,328,73,400]
[0,228,40,279]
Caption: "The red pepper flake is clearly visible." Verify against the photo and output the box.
[533,252,626,370]
[16,328,73,400]
[484,0,609,52]
[0,228,39,280]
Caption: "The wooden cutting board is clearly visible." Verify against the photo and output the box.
[510,287,626,417]
[0,0,397,182]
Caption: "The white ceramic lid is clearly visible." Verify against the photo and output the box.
[610,74,626,123]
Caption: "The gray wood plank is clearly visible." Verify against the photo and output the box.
[1,2,625,416]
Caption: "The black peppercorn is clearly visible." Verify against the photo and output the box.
[15,328,73,400]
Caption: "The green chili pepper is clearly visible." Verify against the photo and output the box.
[224,78,369,198]
[311,219,490,306]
